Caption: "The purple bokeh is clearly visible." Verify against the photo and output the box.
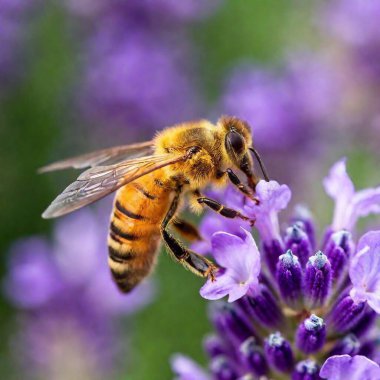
[4,208,154,378]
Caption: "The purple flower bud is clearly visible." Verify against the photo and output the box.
[210,355,239,380]
[328,294,366,333]
[263,239,284,276]
[276,250,303,308]
[304,251,332,308]
[291,205,316,249]
[285,224,313,267]
[239,337,268,377]
[264,332,294,373]
[211,303,256,346]
[351,307,377,338]
[329,334,360,356]
[295,314,326,354]
[292,359,321,380]
[203,335,229,359]
[325,230,352,283]
[358,340,377,359]
[239,286,283,328]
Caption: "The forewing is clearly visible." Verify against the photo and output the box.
[39,141,154,173]
[42,154,185,219]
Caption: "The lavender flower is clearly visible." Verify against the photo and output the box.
[80,23,200,138]
[0,0,36,85]
[62,0,221,140]
[320,0,380,151]
[324,0,380,81]
[323,158,380,232]
[4,208,153,379]
[171,159,380,379]
[220,54,337,153]
[200,230,261,302]
[64,0,219,22]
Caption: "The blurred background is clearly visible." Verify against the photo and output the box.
[1,1,380,379]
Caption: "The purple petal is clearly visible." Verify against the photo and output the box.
[350,188,380,229]
[324,159,380,231]
[192,212,249,255]
[227,283,250,303]
[323,158,354,201]
[201,230,260,302]
[323,158,354,230]
[171,354,209,380]
[200,274,237,301]
[212,230,260,281]
[245,180,291,242]
[350,231,380,312]
[255,180,292,212]
[320,355,380,380]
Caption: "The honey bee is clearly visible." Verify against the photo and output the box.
[41,116,269,293]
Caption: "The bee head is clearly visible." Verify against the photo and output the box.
[219,115,251,158]
[218,115,258,187]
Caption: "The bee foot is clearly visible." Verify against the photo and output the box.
[252,196,260,205]
[206,265,219,282]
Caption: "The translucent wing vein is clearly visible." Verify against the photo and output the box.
[42,154,185,219]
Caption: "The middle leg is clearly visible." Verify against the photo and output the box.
[195,191,256,226]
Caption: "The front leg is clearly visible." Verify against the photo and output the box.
[225,168,259,204]
[196,192,256,226]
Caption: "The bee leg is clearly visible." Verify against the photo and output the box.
[161,190,218,279]
[226,168,260,205]
[196,195,256,226]
[172,218,203,242]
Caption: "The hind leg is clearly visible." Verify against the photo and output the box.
[161,188,217,280]
[172,218,202,242]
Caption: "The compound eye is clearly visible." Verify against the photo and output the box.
[228,131,245,155]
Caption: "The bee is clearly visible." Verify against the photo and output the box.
[41,116,269,293]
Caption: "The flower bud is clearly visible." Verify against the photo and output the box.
[325,230,352,283]
[328,294,366,333]
[291,205,316,249]
[211,303,256,346]
[329,334,360,356]
[210,355,239,380]
[239,337,268,377]
[296,314,326,354]
[203,335,229,358]
[264,332,294,373]
[304,251,332,308]
[351,307,377,338]
[292,359,321,380]
[358,340,376,359]
[285,224,313,267]
[276,250,303,308]
[263,239,284,276]
[239,285,283,328]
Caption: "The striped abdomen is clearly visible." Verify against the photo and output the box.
[108,172,171,292]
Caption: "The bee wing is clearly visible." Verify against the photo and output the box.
[38,141,154,173]
[42,153,186,219]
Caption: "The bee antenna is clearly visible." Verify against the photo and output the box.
[249,147,270,182]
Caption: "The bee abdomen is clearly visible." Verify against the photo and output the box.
[108,205,162,293]
[107,177,170,293]
[109,221,138,243]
